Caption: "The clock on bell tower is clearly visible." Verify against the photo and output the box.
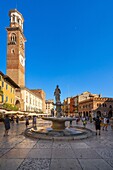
[6,9,26,87]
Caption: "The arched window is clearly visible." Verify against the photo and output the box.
[109,105,112,108]
[11,49,15,54]
[11,33,16,44]
[105,103,107,107]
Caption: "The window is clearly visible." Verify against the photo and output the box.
[12,15,15,22]
[26,96,28,103]
[11,49,15,54]
[17,17,19,24]
[6,96,8,102]
[11,33,16,44]
[30,98,32,104]
[2,81,4,87]
[6,84,8,90]
[2,95,4,102]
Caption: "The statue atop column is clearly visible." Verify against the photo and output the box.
[54,85,61,103]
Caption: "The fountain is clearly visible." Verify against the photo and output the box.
[42,85,75,131]
[25,85,95,140]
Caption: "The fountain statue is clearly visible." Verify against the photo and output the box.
[54,85,62,117]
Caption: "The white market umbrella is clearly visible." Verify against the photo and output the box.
[5,111,17,114]
[28,113,37,116]
[0,109,7,113]
[16,111,25,115]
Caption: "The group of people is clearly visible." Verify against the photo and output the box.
[3,114,37,136]
[95,116,109,135]
[10,115,19,124]
[2,113,110,137]
[69,115,110,136]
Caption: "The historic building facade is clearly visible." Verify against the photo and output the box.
[62,97,71,116]
[45,99,54,115]
[78,97,113,118]
[19,88,42,112]
[30,89,46,113]
[0,71,19,106]
[65,91,113,118]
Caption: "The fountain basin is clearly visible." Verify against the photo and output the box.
[24,125,95,140]
[42,117,75,131]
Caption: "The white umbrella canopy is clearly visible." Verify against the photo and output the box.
[16,111,25,115]
[28,113,37,116]
[0,109,7,113]
[5,111,17,114]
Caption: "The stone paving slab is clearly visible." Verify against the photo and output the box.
[105,159,113,168]
[0,148,11,157]
[52,141,71,148]
[33,140,53,149]
[69,141,90,149]
[14,141,37,149]
[0,159,24,170]
[51,148,75,159]
[27,148,52,159]
[50,159,82,170]
[95,148,113,159]
[2,148,31,159]
[79,159,113,170]
[73,148,102,159]
[17,158,50,170]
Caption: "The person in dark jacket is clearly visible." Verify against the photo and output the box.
[95,116,101,135]
[3,115,10,136]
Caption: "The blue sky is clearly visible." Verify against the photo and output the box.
[0,0,113,101]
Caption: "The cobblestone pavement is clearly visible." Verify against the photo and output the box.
[0,119,113,170]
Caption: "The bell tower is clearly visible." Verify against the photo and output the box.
[6,9,26,87]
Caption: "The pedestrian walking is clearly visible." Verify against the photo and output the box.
[32,115,37,127]
[95,116,101,135]
[25,116,29,128]
[16,115,19,124]
[103,117,108,131]
[70,114,73,127]
[82,117,87,128]
[11,115,14,124]
[3,115,10,136]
